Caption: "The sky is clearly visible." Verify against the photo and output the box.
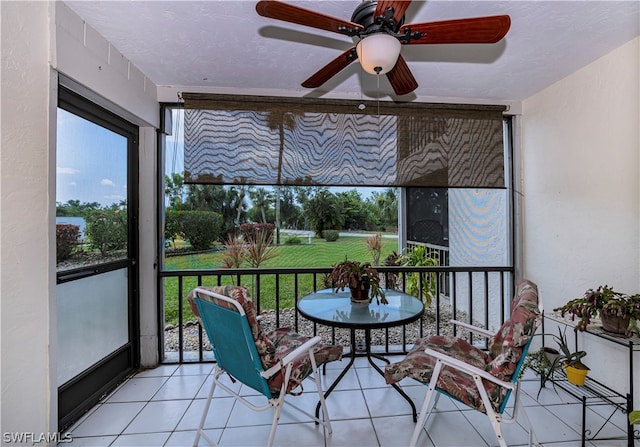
[56,108,128,207]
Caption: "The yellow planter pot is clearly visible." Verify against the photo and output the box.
[565,364,589,386]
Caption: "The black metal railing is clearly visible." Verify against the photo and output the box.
[159,266,514,363]
[405,241,450,267]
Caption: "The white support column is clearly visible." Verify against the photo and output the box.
[138,127,159,367]
[398,187,407,252]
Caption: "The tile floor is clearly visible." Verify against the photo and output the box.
[64,355,633,447]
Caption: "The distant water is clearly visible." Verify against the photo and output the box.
[56,216,86,239]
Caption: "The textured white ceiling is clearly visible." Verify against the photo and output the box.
[64,1,639,104]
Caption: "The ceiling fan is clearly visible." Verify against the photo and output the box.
[256,0,511,96]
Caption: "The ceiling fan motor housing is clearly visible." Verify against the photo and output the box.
[351,0,405,37]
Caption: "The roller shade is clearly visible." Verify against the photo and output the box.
[181,93,505,188]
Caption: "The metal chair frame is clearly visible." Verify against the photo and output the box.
[191,288,332,447]
[410,319,540,447]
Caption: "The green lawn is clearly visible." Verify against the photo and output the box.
[163,236,398,325]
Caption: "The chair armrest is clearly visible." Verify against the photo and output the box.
[424,347,515,391]
[261,336,322,379]
[450,319,493,338]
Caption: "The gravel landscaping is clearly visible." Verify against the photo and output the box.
[164,299,471,354]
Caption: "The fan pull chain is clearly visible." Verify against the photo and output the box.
[377,74,381,147]
[377,74,380,117]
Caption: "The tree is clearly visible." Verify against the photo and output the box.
[56,199,101,217]
[294,186,326,231]
[181,211,222,250]
[306,189,343,238]
[229,185,249,228]
[248,187,272,224]
[185,184,237,238]
[371,188,398,230]
[185,184,224,211]
[165,172,184,209]
[85,204,127,255]
[265,111,297,243]
[335,189,376,231]
[278,186,301,228]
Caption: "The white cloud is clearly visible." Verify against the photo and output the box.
[68,182,77,187]
[57,167,79,175]
[101,178,115,187]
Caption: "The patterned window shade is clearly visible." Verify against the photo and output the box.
[181,93,506,188]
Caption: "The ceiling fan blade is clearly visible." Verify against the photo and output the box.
[374,1,412,27]
[302,47,358,88]
[386,55,418,96]
[403,15,511,44]
[256,1,363,35]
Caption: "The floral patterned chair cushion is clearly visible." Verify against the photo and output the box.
[384,279,541,413]
[187,286,342,395]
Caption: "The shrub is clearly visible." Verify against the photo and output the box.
[244,227,278,268]
[56,224,80,262]
[323,230,339,242]
[85,207,127,255]
[240,223,275,241]
[221,234,245,268]
[383,250,402,288]
[164,209,182,248]
[181,211,222,250]
[400,245,439,306]
[284,235,302,245]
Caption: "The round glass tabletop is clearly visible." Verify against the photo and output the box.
[297,288,424,329]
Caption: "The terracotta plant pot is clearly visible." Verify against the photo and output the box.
[565,363,589,386]
[600,313,630,335]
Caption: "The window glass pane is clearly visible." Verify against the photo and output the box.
[56,108,128,269]
[56,268,129,385]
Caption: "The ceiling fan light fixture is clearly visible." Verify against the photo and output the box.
[356,33,401,75]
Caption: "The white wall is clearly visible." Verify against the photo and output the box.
[1,0,57,439]
[521,37,640,399]
[54,2,158,128]
[1,1,160,441]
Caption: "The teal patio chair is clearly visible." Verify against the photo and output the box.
[187,286,342,447]
[385,279,542,447]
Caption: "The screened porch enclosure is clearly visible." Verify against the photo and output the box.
[160,94,514,365]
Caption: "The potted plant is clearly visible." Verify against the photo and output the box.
[522,345,561,396]
[331,258,387,305]
[554,285,640,336]
[554,327,590,386]
[399,245,439,306]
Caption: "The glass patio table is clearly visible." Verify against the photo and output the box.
[297,288,424,421]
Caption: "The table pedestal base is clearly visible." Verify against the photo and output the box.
[315,328,418,423]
